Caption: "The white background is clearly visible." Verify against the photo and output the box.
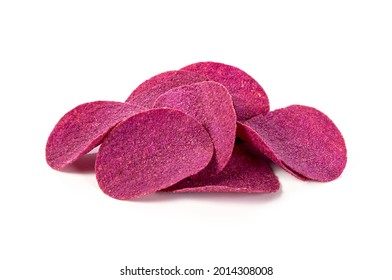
[1,1,391,279]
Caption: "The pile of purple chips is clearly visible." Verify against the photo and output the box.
[46,61,347,200]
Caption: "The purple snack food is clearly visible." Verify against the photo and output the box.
[125,70,208,107]
[237,105,347,182]
[163,141,279,193]
[154,81,236,178]
[180,61,269,121]
[46,101,145,170]
[95,108,214,200]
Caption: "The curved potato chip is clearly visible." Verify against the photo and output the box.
[237,105,347,181]
[46,101,145,170]
[154,81,236,178]
[180,61,269,121]
[95,108,214,199]
[125,70,208,107]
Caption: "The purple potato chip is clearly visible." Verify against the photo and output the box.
[95,108,214,200]
[153,81,236,178]
[163,141,279,193]
[46,101,145,170]
[125,70,208,107]
[237,105,347,182]
[180,61,269,121]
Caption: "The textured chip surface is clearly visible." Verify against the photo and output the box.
[237,105,347,181]
[125,70,208,107]
[163,141,279,193]
[180,61,269,121]
[154,81,236,178]
[46,101,145,170]
[95,108,214,200]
